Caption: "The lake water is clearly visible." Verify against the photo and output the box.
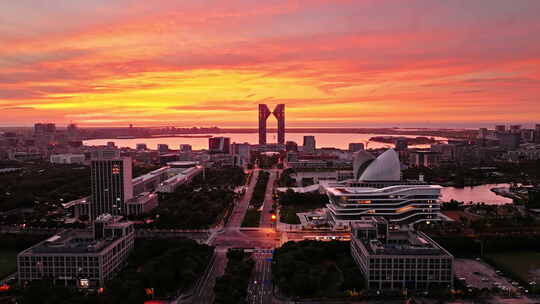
[84,133,446,150]
[441,184,513,205]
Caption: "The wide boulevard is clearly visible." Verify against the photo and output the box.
[189,168,280,304]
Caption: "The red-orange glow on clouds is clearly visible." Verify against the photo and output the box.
[1,0,539,127]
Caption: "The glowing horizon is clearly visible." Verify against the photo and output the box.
[1,0,539,127]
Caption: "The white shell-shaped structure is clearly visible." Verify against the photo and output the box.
[358,149,401,181]
[352,150,376,180]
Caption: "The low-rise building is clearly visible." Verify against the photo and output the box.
[506,146,540,162]
[350,217,453,291]
[8,151,42,161]
[349,143,365,152]
[157,163,203,193]
[17,215,135,288]
[126,192,158,216]
[50,153,86,164]
[409,151,441,168]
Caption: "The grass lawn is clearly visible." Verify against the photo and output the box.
[241,209,261,227]
[442,210,477,222]
[273,241,365,298]
[485,251,540,286]
[279,205,301,224]
[0,250,18,279]
[278,191,328,225]
[280,205,319,224]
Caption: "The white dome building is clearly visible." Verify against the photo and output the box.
[352,150,375,180]
[323,149,442,226]
[358,149,401,181]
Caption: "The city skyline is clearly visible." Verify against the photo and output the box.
[1,0,540,127]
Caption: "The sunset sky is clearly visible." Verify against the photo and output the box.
[1,0,539,128]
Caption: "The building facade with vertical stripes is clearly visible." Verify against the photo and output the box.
[90,150,133,220]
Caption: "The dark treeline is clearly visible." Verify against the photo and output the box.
[273,241,364,298]
[134,167,246,229]
[0,163,91,212]
[139,185,236,229]
[0,234,49,251]
[279,190,327,208]
[403,160,540,186]
[0,162,167,213]
[278,189,328,224]
[214,249,255,304]
[432,235,540,258]
[191,167,246,189]
[250,171,270,207]
[277,168,296,187]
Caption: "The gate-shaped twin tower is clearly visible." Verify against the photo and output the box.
[258,104,285,145]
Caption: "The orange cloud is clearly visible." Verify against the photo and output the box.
[1,0,539,127]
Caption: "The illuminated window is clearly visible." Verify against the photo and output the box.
[396,206,414,213]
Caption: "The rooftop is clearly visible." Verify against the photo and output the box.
[20,217,133,256]
[326,184,442,196]
[351,218,451,256]
[21,230,114,255]
[132,166,170,184]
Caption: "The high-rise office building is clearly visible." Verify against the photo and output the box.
[90,150,133,220]
[303,136,316,153]
[259,104,271,145]
[209,137,231,154]
[231,142,251,166]
[349,143,365,152]
[273,104,285,145]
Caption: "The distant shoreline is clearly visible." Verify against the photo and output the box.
[80,127,474,140]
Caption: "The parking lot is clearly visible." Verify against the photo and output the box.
[454,258,517,292]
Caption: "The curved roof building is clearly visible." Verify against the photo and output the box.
[323,149,442,227]
[358,149,401,181]
[352,150,375,180]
